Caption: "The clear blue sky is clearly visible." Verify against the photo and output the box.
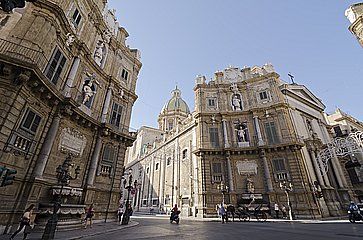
[108,0,362,130]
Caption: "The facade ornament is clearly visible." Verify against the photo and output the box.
[65,33,75,47]
[230,83,243,111]
[94,39,105,66]
[14,70,31,85]
[102,30,112,44]
[246,175,255,193]
[82,73,96,105]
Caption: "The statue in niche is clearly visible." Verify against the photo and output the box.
[231,94,242,111]
[66,33,75,47]
[235,123,248,143]
[94,40,105,66]
[246,175,255,193]
[82,73,96,105]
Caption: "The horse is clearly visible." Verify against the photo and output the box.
[226,204,236,222]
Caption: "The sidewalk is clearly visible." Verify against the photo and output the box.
[0,220,139,240]
[142,213,350,224]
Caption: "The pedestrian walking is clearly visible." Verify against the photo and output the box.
[218,203,227,224]
[84,204,95,229]
[10,204,35,240]
[274,203,280,219]
[281,205,287,219]
[117,204,124,225]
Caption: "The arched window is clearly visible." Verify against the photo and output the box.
[155,162,159,170]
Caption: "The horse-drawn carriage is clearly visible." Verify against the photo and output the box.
[227,194,270,222]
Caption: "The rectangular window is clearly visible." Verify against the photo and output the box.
[347,168,360,184]
[273,159,289,181]
[209,127,220,147]
[259,91,268,100]
[207,98,216,108]
[121,69,129,81]
[110,102,123,128]
[72,8,82,28]
[212,162,222,174]
[21,109,42,134]
[100,145,115,176]
[265,122,279,144]
[273,159,286,172]
[212,162,222,183]
[45,48,67,85]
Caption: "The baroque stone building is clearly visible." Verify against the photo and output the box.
[126,64,356,219]
[0,0,141,233]
[346,2,363,47]
[326,109,363,202]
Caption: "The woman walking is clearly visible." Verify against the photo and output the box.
[10,204,35,240]
[117,204,124,225]
[84,204,95,229]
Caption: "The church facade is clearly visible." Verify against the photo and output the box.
[0,1,141,233]
[126,64,356,219]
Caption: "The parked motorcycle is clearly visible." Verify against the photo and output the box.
[348,203,363,223]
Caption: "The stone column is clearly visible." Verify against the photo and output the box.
[260,150,273,192]
[309,150,326,187]
[86,135,102,186]
[222,119,230,148]
[63,57,80,97]
[101,87,113,123]
[226,156,234,192]
[253,116,264,146]
[33,113,61,178]
[317,152,332,188]
[331,155,347,188]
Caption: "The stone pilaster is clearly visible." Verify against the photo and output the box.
[63,57,81,97]
[253,116,264,146]
[86,135,102,186]
[33,113,61,178]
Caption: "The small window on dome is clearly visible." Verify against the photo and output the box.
[168,120,174,130]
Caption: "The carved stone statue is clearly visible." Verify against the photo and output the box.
[236,126,246,142]
[232,94,242,111]
[94,40,105,66]
[246,175,255,193]
[235,123,248,143]
[66,33,75,47]
[82,74,96,105]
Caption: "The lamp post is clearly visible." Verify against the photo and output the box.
[217,182,229,205]
[279,181,293,220]
[42,154,80,240]
[121,169,137,225]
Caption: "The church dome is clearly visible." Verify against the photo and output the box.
[161,87,190,114]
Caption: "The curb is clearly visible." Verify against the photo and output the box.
[66,221,139,240]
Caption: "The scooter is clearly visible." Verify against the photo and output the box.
[170,210,180,224]
[348,203,363,223]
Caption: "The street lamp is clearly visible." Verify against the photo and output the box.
[42,154,80,240]
[121,169,137,225]
[279,181,293,220]
[217,181,229,205]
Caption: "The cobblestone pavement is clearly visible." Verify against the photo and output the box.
[84,215,363,240]
[0,220,138,240]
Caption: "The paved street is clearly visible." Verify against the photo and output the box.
[83,216,363,240]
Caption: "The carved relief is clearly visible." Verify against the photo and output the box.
[236,160,258,175]
[58,127,87,157]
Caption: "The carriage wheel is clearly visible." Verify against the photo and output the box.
[256,212,267,222]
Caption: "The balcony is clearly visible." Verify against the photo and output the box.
[4,130,37,158]
[0,38,48,72]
